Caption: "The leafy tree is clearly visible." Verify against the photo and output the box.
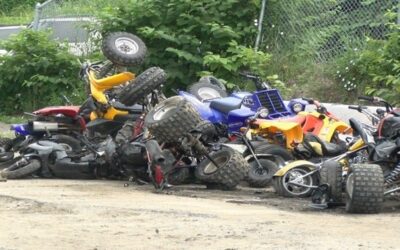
[335,21,400,104]
[99,0,276,90]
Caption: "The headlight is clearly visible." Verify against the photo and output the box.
[258,108,269,118]
[292,103,304,113]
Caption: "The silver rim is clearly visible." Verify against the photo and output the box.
[197,87,222,100]
[59,143,73,152]
[204,155,229,175]
[152,102,176,121]
[346,173,354,199]
[282,168,313,196]
[115,37,139,55]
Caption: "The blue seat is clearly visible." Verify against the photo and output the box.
[209,97,242,114]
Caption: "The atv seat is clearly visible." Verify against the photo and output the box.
[209,97,242,114]
[112,102,143,114]
[304,133,347,156]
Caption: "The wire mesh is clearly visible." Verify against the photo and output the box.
[262,0,398,62]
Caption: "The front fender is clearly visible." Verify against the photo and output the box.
[274,160,317,177]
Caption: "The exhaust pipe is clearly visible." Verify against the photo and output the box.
[32,121,59,131]
[145,140,165,164]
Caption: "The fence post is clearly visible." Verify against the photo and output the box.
[397,0,400,24]
[32,3,43,30]
[255,0,267,51]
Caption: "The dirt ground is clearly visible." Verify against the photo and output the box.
[1,179,400,250]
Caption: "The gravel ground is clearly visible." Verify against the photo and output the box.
[1,179,400,250]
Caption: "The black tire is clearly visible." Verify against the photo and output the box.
[199,75,227,91]
[195,120,218,142]
[345,164,384,214]
[320,161,343,202]
[0,151,14,162]
[117,67,166,106]
[247,158,279,188]
[1,159,41,179]
[102,32,147,66]
[272,176,284,196]
[145,96,202,143]
[0,137,13,151]
[275,167,317,198]
[167,167,190,185]
[195,149,249,190]
[254,143,294,163]
[50,135,82,152]
[188,82,227,101]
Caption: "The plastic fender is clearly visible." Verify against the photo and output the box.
[227,107,254,133]
[274,160,317,177]
[348,138,365,151]
[89,71,135,91]
[231,92,252,99]
[90,82,108,104]
[319,121,352,142]
[254,119,303,148]
[179,91,216,121]
[11,124,31,136]
[103,107,128,120]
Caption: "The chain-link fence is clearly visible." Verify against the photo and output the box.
[262,0,399,62]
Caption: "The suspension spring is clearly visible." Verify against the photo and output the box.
[385,162,400,184]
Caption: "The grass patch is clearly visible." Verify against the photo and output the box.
[0,114,28,124]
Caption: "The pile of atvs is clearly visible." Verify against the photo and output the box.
[1,32,400,214]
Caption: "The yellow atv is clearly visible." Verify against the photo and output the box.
[78,32,167,136]
[248,99,351,153]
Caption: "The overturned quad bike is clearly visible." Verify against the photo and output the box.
[0,32,167,180]
[144,96,250,190]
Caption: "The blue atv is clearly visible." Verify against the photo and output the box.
[179,73,307,135]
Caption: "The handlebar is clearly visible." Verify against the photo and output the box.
[348,105,367,112]
[238,72,271,90]
[358,95,393,113]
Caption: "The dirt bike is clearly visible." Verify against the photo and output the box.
[144,96,249,190]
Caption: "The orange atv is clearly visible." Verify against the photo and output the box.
[248,98,352,159]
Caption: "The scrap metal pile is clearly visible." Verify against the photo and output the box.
[1,32,399,214]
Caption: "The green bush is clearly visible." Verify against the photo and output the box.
[0,0,43,13]
[335,22,400,104]
[98,0,280,91]
[0,29,84,113]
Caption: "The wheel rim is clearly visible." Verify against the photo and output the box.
[251,161,268,176]
[346,173,354,199]
[115,37,139,55]
[203,155,229,175]
[282,168,313,196]
[58,143,73,152]
[197,87,222,100]
[152,102,176,121]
